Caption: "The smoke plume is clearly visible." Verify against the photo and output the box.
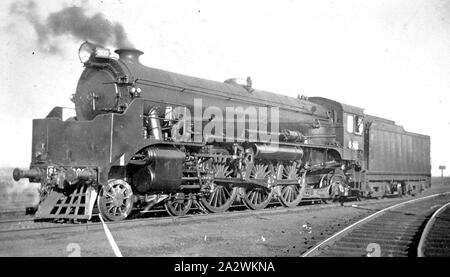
[9,1,133,54]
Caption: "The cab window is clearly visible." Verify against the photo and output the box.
[355,116,364,135]
[346,114,354,133]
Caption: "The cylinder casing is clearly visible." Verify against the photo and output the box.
[132,147,185,193]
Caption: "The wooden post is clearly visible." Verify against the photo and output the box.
[439,165,446,186]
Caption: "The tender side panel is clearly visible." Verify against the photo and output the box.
[365,116,430,182]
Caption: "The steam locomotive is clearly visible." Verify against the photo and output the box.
[12,42,431,221]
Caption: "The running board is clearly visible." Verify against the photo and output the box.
[35,184,98,220]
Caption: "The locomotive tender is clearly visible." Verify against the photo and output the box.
[12,42,431,221]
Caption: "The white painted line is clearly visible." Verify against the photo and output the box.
[417,201,450,257]
[302,192,450,257]
[99,214,123,257]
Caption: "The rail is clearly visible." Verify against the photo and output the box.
[417,201,450,257]
[302,192,450,257]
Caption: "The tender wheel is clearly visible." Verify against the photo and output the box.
[200,183,237,213]
[98,179,134,221]
[278,164,303,208]
[165,193,192,216]
[243,164,273,210]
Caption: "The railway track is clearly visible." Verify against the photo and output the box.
[418,201,450,257]
[1,192,448,249]
[0,198,340,235]
[302,192,450,257]
[0,196,417,238]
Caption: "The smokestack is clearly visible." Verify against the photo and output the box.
[115,48,144,63]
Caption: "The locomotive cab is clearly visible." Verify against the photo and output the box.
[308,97,364,163]
[342,107,364,162]
[308,97,365,196]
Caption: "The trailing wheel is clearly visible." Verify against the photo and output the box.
[97,179,134,221]
[243,164,273,210]
[277,164,303,208]
[328,173,347,200]
[164,192,192,216]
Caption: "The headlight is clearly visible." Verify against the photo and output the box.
[78,41,95,63]
[78,41,111,63]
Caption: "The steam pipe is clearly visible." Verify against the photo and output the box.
[253,144,304,161]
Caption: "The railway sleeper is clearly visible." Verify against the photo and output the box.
[423,248,450,257]
[334,241,413,252]
[347,234,417,243]
[319,245,408,257]
[340,236,415,247]
[421,249,450,257]
[319,250,366,257]
[369,214,429,221]
[427,227,450,234]
[426,233,450,240]
[354,226,422,234]
[423,240,450,247]
[350,227,418,234]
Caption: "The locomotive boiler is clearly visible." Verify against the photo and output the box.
[12,42,431,221]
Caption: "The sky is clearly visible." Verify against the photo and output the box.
[0,0,449,176]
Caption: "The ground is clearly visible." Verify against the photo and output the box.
[0,177,448,257]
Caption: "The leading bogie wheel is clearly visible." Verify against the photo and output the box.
[98,179,134,221]
[165,193,193,216]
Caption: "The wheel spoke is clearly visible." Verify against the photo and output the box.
[250,191,256,203]
[208,190,215,205]
[223,187,230,198]
[105,199,113,204]
[285,188,290,201]
[213,190,219,207]
[217,188,223,206]
[221,188,228,205]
